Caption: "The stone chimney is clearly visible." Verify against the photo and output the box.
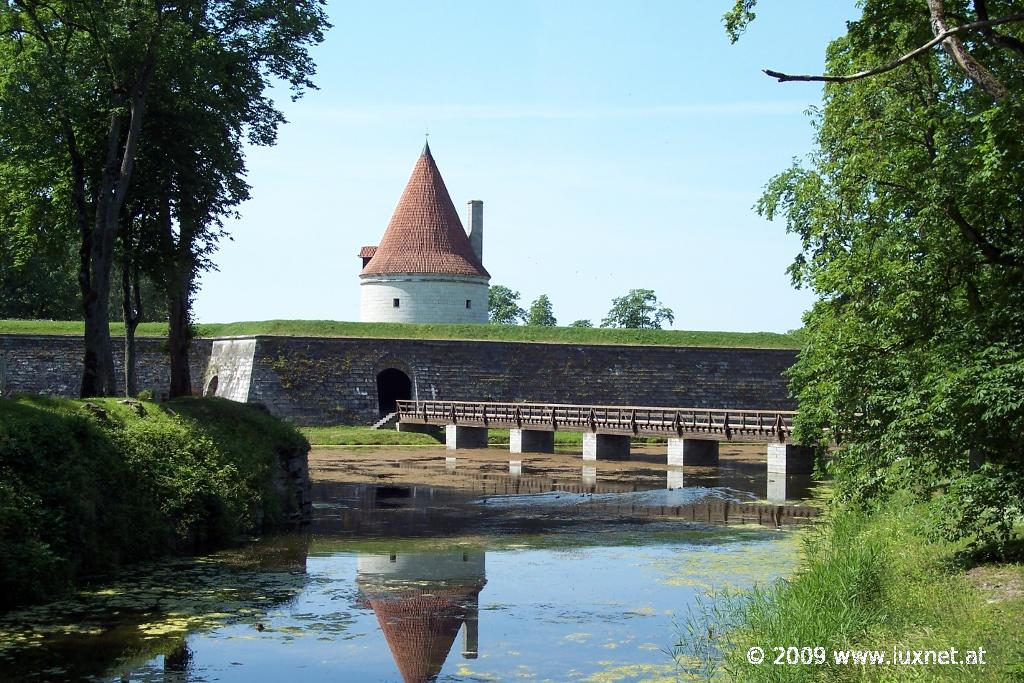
[461,594,479,659]
[467,200,483,266]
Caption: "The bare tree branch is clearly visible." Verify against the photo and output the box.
[763,11,1024,95]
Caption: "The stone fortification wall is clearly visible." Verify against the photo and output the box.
[0,335,210,398]
[250,336,798,425]
[0,334,797,426]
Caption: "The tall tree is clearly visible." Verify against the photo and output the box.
[601,289,674,329]
[149,1,327,397]
[0,1,328,397]
[731,0,1024,544]
[1,1,162,396]
[526,294,557,327]
[488,285,527,325]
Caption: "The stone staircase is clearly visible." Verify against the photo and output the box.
[371,412,399,430]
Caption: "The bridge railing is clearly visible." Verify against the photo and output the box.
[396,400,796,441]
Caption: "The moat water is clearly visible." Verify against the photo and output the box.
[0,445,822,682]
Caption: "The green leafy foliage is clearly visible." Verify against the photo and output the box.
[723,0,758,44]
[754,2,1024,546]
[601,289,675,329]
[0,396,308,610]
[526,294,557,327]
[488,285,527,325]
[569,319,594,328]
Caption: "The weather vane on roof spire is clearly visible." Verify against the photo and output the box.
[422,128,431,156]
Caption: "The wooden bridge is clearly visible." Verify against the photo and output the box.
[395,400,812,475]
[397,400,796,442]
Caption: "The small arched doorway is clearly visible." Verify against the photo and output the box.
[376,368,412,416]
[205,375,219,397]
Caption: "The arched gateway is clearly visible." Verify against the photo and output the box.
[376,368,412,416]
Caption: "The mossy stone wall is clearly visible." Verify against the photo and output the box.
[0,334,797,425]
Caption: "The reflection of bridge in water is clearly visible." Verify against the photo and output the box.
[423,457,815,501]
[397,400,817,475]
[311,468,819,542]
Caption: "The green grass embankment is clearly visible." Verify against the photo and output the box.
[0,396,309,611]
[682,500,1024,681]
[301,425,442,446]
[0,319,803,349]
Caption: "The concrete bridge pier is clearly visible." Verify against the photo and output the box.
[667,438,719,466]
[767,473,815,503]
[582,465,597,487]
[397,422,443,439]
[510,428,554,454]
[767,443,815,475]
[509,460,522,476]
[667,469,685,489]
[582,432,630,460]
[446,425,489,450]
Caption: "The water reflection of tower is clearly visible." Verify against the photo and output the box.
[357,551,487,683]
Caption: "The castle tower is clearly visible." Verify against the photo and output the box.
[356,551,487,683]
[359,143,490,323]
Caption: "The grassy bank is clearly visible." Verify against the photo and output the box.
[0,318,803,349]
[682,500,1024,681]
[0,396,309,611]
[301,425,442,446]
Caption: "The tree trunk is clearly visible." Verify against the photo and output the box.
[122,287,139,398]
[167,273,193,398]
[121,215,143,397]
[82,260,117,396]
[80,57,156,397]
[65,125,107,398]
[161,193,194,399]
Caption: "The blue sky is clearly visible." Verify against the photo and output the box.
[195,1,860,332]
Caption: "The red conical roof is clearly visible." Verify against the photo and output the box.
[361,144,489,278]
[368,586,482,683]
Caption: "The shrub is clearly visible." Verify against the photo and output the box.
[0,396,308,610]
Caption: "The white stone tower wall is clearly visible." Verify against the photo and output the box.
[361,275,489,324]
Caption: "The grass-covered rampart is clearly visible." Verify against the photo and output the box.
[0,318,803,349]
[0,396,309,611]
[680,499,1024,681]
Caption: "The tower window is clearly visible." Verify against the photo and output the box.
[393,298,400,308]
[466,299,472,309]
